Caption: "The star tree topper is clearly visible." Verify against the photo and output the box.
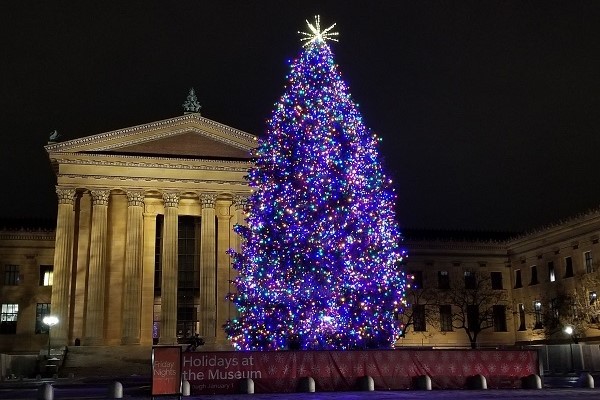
[299,15,339,46]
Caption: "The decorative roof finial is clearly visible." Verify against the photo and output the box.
[182,88,202,115]
[48,129,61,144]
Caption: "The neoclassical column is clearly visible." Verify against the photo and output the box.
[232,195,248,254]
[121,191,145,344]
[199,193,217,343]
[159,192,180,345]
[51,187,76,347]
[229,195,247,319]
[216,201,232,344]
[84,189,110,345]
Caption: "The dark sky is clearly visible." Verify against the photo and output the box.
[2,1,600,231]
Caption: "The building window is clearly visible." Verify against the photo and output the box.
[39,265,53,286]
[585,251,593,273]
[413,305,426,332]
[35,303,51,334]
[530,265,539,285]
[490,272,503,290]
[154,215,164,296]
[518,303,526,331]
[565,256,574,278]
[548,261,556,282]
[550,298,559,327]
[438,270,450,289]
[493,305,507,332]
[533,300,543,329]
[4,265,19,286]
[152,304,160,344]
[464,271,476,289]
[590,291,597,306]
[467,305,479,332]
[514,269,522,288]
[439,305,452,332]
[177,306,197,340]
[0,304,18,334]
[410,271,424,289]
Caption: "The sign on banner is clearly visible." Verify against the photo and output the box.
[180,349,539,395]
[152,346,182,397]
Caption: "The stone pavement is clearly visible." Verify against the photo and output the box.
[4,387,600,400]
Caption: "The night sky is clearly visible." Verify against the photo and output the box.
[2,2,600,231]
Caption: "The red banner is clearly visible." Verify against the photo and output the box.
[181,349,539,394]
[152,346,182,396]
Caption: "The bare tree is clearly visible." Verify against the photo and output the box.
[396,285,438,338]
[439,271,511,349]
[539,269,600,340]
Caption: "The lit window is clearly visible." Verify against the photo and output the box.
[0,304,18,334]
[548,262,555,282]
[39,265,53,286]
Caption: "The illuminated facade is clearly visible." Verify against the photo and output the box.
[1,112,600,353]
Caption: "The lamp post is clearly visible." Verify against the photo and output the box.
[564,325,575,372]
[43,315,59,358]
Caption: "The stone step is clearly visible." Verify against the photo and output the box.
[61,346,153,378]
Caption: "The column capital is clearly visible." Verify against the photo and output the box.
[90,189,110,206]
[233,194,248,210]
[56,187,76,205]
[126,191,145,207]
[200,193,217,208]
[162,192,180,208]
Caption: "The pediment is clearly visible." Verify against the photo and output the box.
[45,114,256,160]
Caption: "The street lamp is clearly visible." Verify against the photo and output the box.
[43,315,59,358]
[564,325,576,372]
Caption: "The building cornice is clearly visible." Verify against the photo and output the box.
[50,152,251,172]
[45,114,257,153]
[58,174,247,186]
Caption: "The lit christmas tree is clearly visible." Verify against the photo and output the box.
[227,16,407,350]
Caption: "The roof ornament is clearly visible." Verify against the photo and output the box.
[299,15,339,47]
[182,88,202,115]
[48,129,61,144]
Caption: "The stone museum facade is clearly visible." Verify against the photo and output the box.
[1,109,600,354]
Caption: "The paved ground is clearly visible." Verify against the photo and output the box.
[1,385,600,400]
[0,374,596,399]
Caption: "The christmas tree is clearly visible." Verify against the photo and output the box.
[227,16,407,350]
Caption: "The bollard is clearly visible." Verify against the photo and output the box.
[37,383,53,400]
[413,375,432,390]
[466,374,487,389]
[298,376,316,392]
[578,372,594,388]
[182,380,191,396]
[239,378,255,394]
[358,375,374,391]
[107,381,123,399]
[521,374,542,389]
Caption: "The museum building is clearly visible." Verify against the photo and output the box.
[1,100,600,355]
